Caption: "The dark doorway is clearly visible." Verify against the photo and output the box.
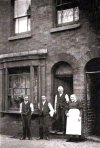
[95,82,100,136]
[86,58,100,136]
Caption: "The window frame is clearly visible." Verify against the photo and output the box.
[3,66,39,112]
[13,0,31,34]
[55,0,79,27]
[7,67,31,111]
[8,73,30,109]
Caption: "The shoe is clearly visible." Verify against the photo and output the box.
[66,137,70,142]
[20,137,25,140]
[28,137,32,140]
[36,137,43,140]
[66,139,69,142]
[45,137,49,140]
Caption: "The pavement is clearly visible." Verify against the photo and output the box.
[0,134,100,148]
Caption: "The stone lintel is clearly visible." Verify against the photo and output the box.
[0,49,48,60]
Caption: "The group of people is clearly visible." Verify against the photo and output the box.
[19,86,83,142]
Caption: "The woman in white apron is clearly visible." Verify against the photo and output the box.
[66,94,82,142]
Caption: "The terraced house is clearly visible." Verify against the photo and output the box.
[0,0,100,138]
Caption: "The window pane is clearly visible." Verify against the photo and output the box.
[8,70,30,110]
[62,8,73,23]
[18,0,27,17]
[9,76,12,88]
[20,75,26,88]
[14,0,27,17]
[26,74,30,88]
[15,19,19,33]
[8,96,16,109]
[13,75,19,88]
[14,0,31,18]
[12,75,25,88]
[26,89,30,96]
[18,17,27,33]
[15,17,30,33]
[57,11,62,24]
[14,89,25,95]
[26,0,31,15]
[9,95,22,109]
[28,17,31,31]
[74,7,79,21]
[57,8,74,24]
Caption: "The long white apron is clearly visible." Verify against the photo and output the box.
[66,109,81,135]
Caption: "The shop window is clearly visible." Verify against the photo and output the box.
[55,0,79,26]
[14,0,31,34]
[8,67,30,110]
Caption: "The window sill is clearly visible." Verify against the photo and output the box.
[8,32,32,41]
[50,23,80,33]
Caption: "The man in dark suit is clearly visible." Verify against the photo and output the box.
[37,96,54,140]
[20,95,34,140]
[54,86,69,134]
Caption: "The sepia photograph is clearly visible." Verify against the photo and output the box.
[0,0,100,148]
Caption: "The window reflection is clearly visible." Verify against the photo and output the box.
[57,7,79,25]
[56,0,79,26]
[8,68,30,110]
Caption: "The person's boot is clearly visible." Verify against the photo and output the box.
[20,137,25,140]
[36,137,43,140]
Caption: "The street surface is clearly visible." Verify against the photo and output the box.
[0,134,100,148]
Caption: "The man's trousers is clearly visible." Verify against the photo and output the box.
[21,114,31,139]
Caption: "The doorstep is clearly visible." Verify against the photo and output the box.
[49,131,66,139]
[87,136,100,142]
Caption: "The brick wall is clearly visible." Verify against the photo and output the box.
[0,114,39,137]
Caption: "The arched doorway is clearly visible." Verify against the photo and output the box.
[52,61,73,132]
[85,58,100,136]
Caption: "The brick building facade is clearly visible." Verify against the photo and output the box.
[0,0,100,137]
